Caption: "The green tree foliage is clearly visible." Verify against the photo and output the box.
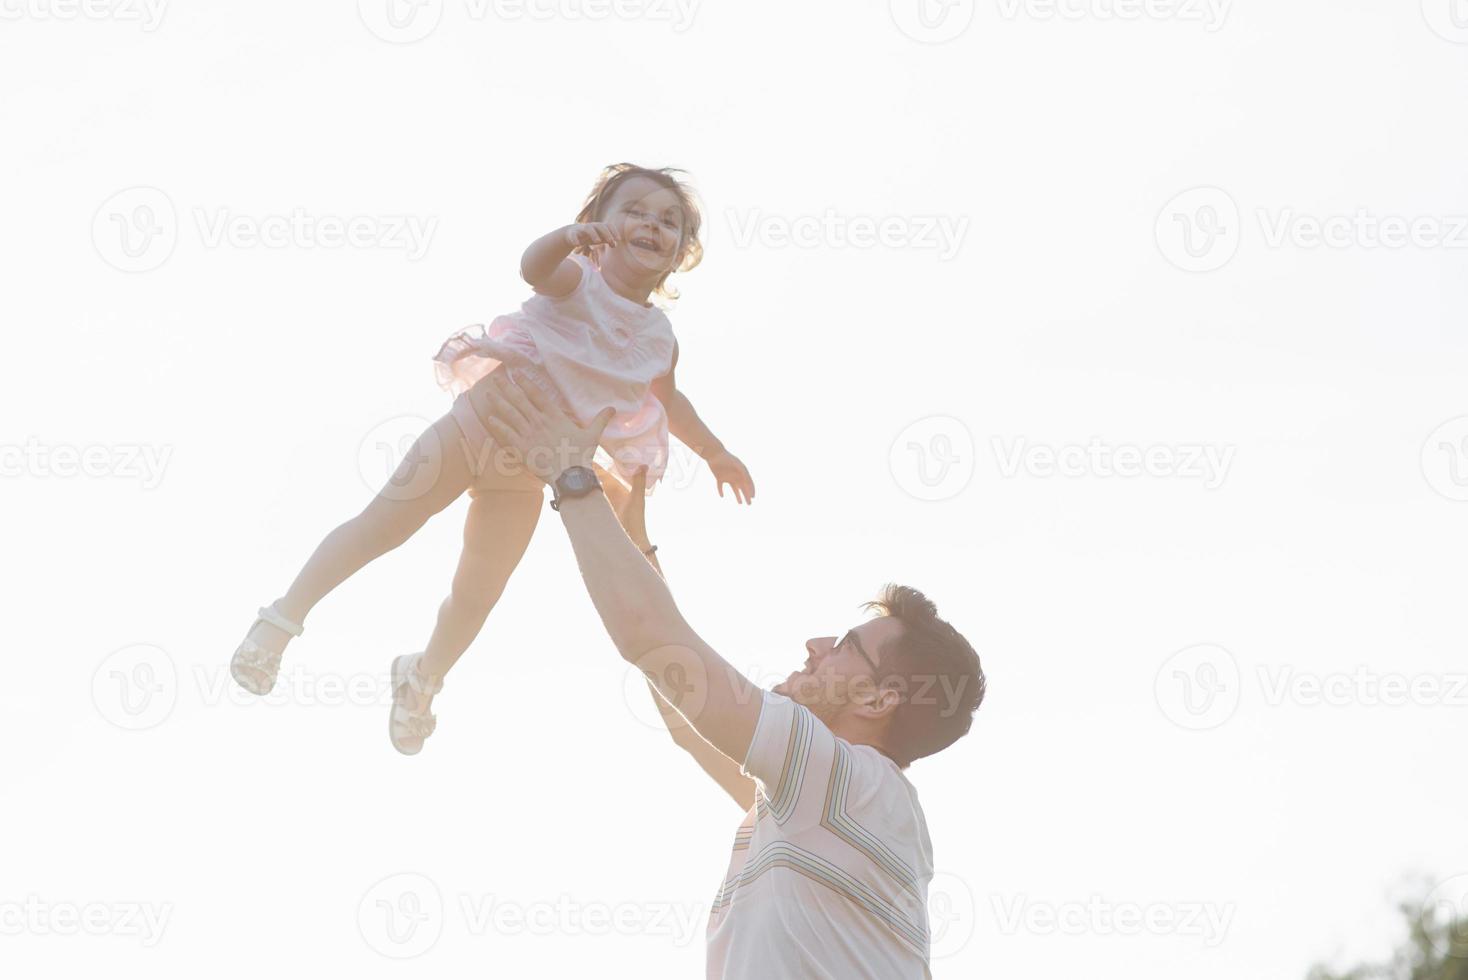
[1309,896,1468,980]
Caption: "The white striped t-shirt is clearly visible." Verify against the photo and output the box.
[705,691,934,979]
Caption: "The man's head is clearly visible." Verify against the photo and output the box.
[773,585,985,768]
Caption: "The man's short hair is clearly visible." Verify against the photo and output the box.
[864,584,985,767]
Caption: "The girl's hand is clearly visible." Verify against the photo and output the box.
[564,222,619,250]
[706,450,755,505]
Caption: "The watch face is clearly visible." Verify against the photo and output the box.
[559,466,598,495]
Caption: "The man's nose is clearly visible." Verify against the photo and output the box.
[805,637,835,660]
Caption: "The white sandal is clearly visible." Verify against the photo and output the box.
[230,604,304,696]
[389,654,442,756]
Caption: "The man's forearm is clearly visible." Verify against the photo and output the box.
[556,491,687,660]
[478,365,763,762]
[667,390,725,460]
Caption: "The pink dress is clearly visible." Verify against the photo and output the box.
[433,254,677,489]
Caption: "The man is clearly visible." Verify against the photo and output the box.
[470,372,986,979]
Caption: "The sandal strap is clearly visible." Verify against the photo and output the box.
[391,703,437,737]
[400,654,443,696]
[257,604,304,638]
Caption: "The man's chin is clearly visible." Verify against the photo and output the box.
[773,670,805,698]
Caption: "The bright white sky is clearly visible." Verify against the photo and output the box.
[3,1,1467,977]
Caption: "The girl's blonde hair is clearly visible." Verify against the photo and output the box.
[574,163,704,300]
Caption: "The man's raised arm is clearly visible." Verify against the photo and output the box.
[471,372,765,769]
[553,489,762,763]
[599,465,755,812]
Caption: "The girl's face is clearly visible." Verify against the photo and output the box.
[597,176,689,281]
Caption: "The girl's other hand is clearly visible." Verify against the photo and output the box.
[564,222,619,249]
[706,450,755,506]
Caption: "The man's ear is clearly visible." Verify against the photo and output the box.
[857,680,903,721]
[877,683,904,718]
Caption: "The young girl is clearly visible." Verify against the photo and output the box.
[229,163,755,754]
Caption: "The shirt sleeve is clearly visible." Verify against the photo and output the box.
[740,691,839,826]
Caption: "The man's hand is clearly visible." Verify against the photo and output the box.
[706,449,756,505]
[471,370,615,484]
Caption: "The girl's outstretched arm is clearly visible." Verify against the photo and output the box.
[520,222,617,296]
[653,350,756,505]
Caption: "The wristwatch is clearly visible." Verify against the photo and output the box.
[549,465,602,511]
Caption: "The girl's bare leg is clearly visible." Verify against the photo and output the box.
[415,485,544,686]
[245,413,473,653]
